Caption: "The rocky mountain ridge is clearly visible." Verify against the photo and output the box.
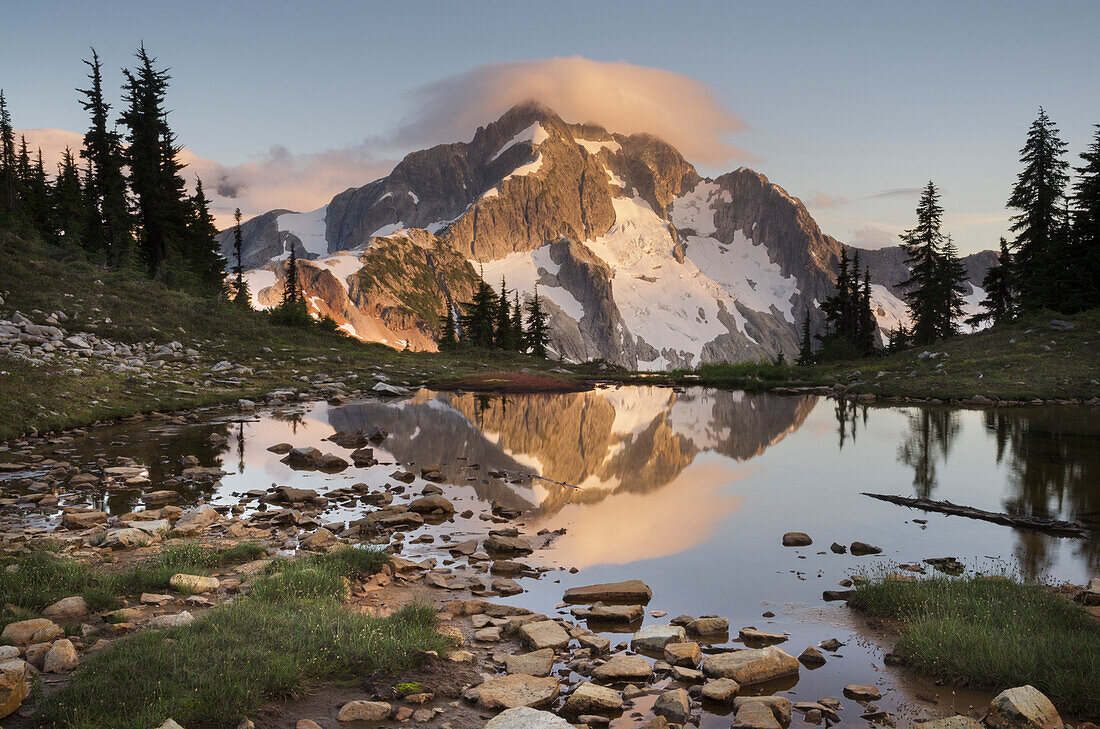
[218,102,995,368]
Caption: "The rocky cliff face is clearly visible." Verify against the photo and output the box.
[224,102,997,366]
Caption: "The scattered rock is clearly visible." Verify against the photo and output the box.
[739,627,788,645]
[506,648,555,677]
[561,682,622,716]
[844,684,883,702]
[519,620,571,650]
[663,641,702,667]
[798,646,826,666]
[43,639,79,673]
[483,706,573,729]
[592,654,654,683]
[782,532,812,547]
[0,659,30,719]
[475,674,560,710]
[986,685,1064,729]
[337,700,393,722]
[687,616,729,635]
[169,573,220,594]
[563,580,652,604]
[43,596,88,619]
[702,646,799,685]
[654,687,692,723]
[148,611,195,629]
[174,504,219,535]
[631,624,687,652]
[850,541,882,556]
[701,677,740,704]
[1,618,63,645]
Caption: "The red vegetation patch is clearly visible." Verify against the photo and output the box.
[429,371,590,393]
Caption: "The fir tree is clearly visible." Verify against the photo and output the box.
[935,233,969,338]
[284,244,301,303]
[53,147,85,246]
[494,276,512,349]
[524,283,551,358]
[899,181,946,345]
[967,238,1018,327]
[77,49,131,267]
[796,308,815,365]
[1070,124,1100,311]
[510,291,524,350]
[1007,107,1070,311]
[460,267,498,348]
[0,91,15,216]
[439,301,458,350]
[857,268,878,351]
[230,208,250,306]
[187,178,224,294]
[820,249,877,355]
[23,147,53,240]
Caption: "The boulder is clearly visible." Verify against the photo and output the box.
[630,624,686,652]
[0,659,30,719]
[483,707,573,729]
[687,616,729,635]
[561,682,622,715]
[43,596,88,619]
[61,509,107,529]
[563,580,652,604]
[735,696,792,726]
[314,453,348,470]
[782,532,812,546]
[1,618,63,645]
[701,677,740,703]
[300,527,336,551]
[843,684,882,701]
[284,447,322,466]
[732,701,782,729]
[850,541,882,556]
[174,504,219,535]
[409,495,455,514]
[43,639,79,673]
[986,686,1064,729]
[103,527,157,549]
[702,646,799,685]
[484,534,533,555]
[592,654,654,683]
[148,611,195,629]
[506,648,555,677]
[275,486,319,503]
[337,700,393,721]
[169,573,220,593]
[798,646,826,666]
[519,620,571,650]
[475,674,560,710]
[654,688,691,723]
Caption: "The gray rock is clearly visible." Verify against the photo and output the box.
[519,620,571,650]
[592,654,654,683]
[986,685,1064,729]
[561,682,622,716]
[174,504,219,535]
[702,646,799,685]
[653,688,691,723]
[630,624,686,652]
[506,648,555,677]
[483,707,573,729]
[474,674,560,710]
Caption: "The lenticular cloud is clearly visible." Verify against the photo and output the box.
[396,57,753,167]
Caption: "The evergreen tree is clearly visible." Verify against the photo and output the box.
[493,277,512,349]
[53,147,85,246]
[524,283,551,358]
[967,238,1018,327]
[796,308,815,365]
[120,44,192,281]
[510,291,524,350]
[284,244,301,303]
[1007,107,1069,310]
[187,178,224,294]
[820,249,877,355]
[77,49,131,267]
[857,268,878,351]
[935,234,969,338]
[230,208,250,306]
[439,301,458,350]
[0,90,15,216]
[887,323,910,353]
[899,181,946,345]
[460,268,498,347]
[23,147,53,240]
[1070,124,1100,311]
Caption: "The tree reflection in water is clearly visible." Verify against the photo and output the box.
[895,407,960,500]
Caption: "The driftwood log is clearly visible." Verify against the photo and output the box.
[862,492,1090,537]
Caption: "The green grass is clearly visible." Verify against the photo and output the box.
[0,542,266,621]
[849,573,1100,717]
[33,547,450,729]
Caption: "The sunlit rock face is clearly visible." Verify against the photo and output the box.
[221,102,995,363]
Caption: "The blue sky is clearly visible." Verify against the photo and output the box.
[4,0,1099,252]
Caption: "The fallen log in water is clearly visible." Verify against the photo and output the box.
[862,492,1090,537]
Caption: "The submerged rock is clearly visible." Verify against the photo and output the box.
[563,580,652,604]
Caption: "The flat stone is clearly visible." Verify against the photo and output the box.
[735,696,792,726]
[850,541,882,556]
[593,654,654,683]
[588,604,644,623]
[631,624,687,652]
[654,688,692,723]
[506,648,555,677]
[1,619,63,645]
[732,701,782,729]
[986,685,1064,729]
[739,627,788,645]
[337,700,393,721]
[483,707,573,729]
[702,646,799,685]
[701,677,740,703]
[408,495,455,514]
[484,534,533,555]
[148,611,195,629]
[843,684,883,701]
[563,580,652,604]
[300,527,336,551]
[664,641,702,667]
[519,620,571,650]
[687,616,729,635]
[475,674,560,710]
[671,665,704,683]
[561,682,622,716]
[61,509,107,529]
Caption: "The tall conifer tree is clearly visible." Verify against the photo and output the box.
[967,238,1018,327]
[231,208,250,306]
[524,284,550,358]
[899,181,946,345]
[53,147,85,246]
[1071,124,1100,310]
[0,91,15,216]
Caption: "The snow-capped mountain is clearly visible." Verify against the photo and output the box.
[218,102,995,368]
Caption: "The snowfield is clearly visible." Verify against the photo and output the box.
[276,206,328,257]
[492,122,549,161]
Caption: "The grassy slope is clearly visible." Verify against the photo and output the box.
[0,231,588,440]
[620,309,1100,401]
[850,574,1100,717]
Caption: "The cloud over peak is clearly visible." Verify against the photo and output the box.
[396,57,753,166]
